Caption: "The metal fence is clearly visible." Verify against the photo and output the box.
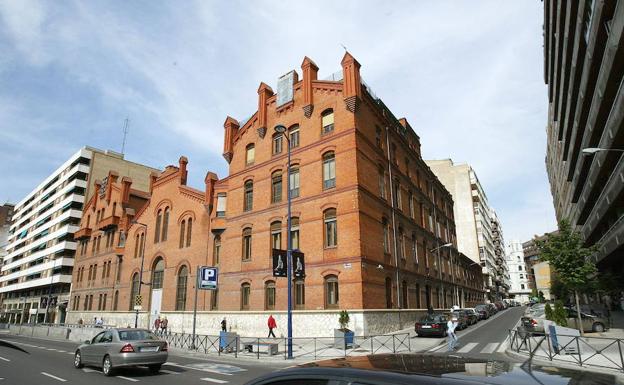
[508,328,624,372]
[162,331,412,360]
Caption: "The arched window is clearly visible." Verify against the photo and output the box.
[186,218,192,247]
[398,228,405,260]
[245,144,255,166]
[242,228,252,261]
[271,171,282,203]
[155,209,162,243]
[289,166,300,198]
[113,290,119,311]
[323,208,337,248]
[162,207,170,241]
[179,220,186,248]
[324,275,339,308]
[213,235,221,265]
[244,180,253,212]
[265,281,276,310]
[139,233,144,258]
[321,109,334,134]
[129,273,140,310]
[378,166,385,198]
[175,265,188,310]
[290,217,300,250]
[412,233,418,264]
[241,283,251,310]
[289,125,300,148]
[385,277,393,309]
[322,152,336,189]
[272,133,283,155]
[134,234,139,258]
[270,221,281,251]
[152,258,165,289]
[393,179,401,210]
[294,278,305,309]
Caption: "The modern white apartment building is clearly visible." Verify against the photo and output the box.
[425,159,510,301]
[505,240,531,303]
[0,147,158,324]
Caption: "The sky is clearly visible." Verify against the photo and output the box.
[0,0,557,243]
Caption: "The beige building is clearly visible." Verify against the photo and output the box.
[425,159,510,300]
[532,261,552,301]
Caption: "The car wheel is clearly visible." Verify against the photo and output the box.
[102,355,115,377]
[593,323,605,333]
[74,350,83,369]
[148,364,162,374]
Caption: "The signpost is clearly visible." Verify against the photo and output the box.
[192,266,218,349]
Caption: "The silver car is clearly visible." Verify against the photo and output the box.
[74,328,168,376]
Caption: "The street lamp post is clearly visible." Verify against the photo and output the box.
[274,125,294,359]
[429,243,452,308]
[582,147,624,155]
[132,221,148,328]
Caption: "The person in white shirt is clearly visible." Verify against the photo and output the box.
[447,316,458,351]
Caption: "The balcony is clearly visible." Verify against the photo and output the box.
[98,215,120,230]
[73,227,92,240]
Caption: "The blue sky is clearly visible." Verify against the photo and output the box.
[0,1,556,242]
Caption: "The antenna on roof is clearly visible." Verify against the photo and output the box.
[340,43,348,52]
[121,117,130,155]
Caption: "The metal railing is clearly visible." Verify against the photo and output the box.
[509,328,624,372]
[162,331,412,360]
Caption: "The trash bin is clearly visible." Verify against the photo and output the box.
[219,331,238,353]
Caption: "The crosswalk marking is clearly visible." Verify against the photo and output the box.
[201,378,228,384]
[458,342,478,353]
[480,343,498,354]
[0,357,10,362]
[497,339,508,353]
[41,372,67,382]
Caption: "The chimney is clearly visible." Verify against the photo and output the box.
[301,56,319,118]
[179,156,188,185]
[106,171,119,202]
[257,82,274,138]
[121,176,132,204]
[204,172,218,207]
[149,172,159,194]
[222,116,240,164]
[341,52,362,112]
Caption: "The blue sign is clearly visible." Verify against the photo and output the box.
[198,266,218,290]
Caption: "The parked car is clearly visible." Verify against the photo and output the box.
[474,304,490,319]
[486,303,498,315]
[521,308,609,334]
[461,308,479,325]
[415,314,448,337]
[451,310,469,330]
[74,328,168,376]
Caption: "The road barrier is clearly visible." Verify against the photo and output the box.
[162,331,412,360]
[508,328,624,373]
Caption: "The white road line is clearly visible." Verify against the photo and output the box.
[46,348,58,351]
[201,378,229,384]
[480,342,498,354]
[67,352,75,355]
[0,357,10,362]
[165,363,233,375]
[497,337,509,353]
[160,369,180,375]
[41,372,67,382]
[116,375,139,382]
[82,368,100,373]
[57,350,66,353]
[457,342,478,353]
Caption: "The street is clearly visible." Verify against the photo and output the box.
[0,333,290,385]
[0,307,527,384]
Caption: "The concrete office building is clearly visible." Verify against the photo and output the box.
[543,0,624,276]
[425,159,510,300]
[0,147,158,324]
[505,240,531,303]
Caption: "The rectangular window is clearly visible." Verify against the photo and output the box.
[412,236,418,264]
[273,135,283,155]
[325,217,337,248]
[216,194,226,217]
[409,194,414,218]
[322,111,334,134]
[265,284,275,310]
[241,285,250,310]
[242,230,252,261]
[290,127,300,148]
[271,230,281,250]
[289,168,300,198]
[323,154,336,189]
[271,174,282,203]
[295,280,305,309]
[246,145,255,165]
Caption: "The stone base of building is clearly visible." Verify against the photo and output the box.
[66,308,438,337]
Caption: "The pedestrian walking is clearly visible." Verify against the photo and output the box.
[221,317,227,332]
[427,305,434,315]
[447,316,458,352]
[267,314,277,338]
[154,316,161,334]
[161,316,168,336]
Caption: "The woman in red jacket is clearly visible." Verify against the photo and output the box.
[267,315,277,338]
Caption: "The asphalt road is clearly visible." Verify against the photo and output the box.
[0,333,290,385]
[426,306,526,359]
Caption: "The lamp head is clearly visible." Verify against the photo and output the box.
[582,147,601,155]
[274,125,287,134]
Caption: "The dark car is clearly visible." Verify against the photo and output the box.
[415,314,448,337]
[461,308,479,325]
[486,303,498,315]
[242,353,618,385]
[474,304,490,319]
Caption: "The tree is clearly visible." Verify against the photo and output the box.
[550,275,569,303]
[536,219,598,336]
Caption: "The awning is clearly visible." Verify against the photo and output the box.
[18,230,28,239]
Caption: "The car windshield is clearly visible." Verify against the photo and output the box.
[118,330,159,341]
[421,315,444,322]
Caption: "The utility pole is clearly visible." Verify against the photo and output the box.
[121,118,130,155]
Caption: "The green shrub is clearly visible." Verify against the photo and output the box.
[545,303,553,321]
[338,310,350,330]
[553,301,568,327]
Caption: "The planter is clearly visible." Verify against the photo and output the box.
[334,328,354,349]
[219,331,239,353]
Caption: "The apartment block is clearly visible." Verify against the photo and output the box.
[505,240,531,303]
[0,147,158,324]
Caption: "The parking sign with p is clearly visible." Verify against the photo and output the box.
[198,266,218,290]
